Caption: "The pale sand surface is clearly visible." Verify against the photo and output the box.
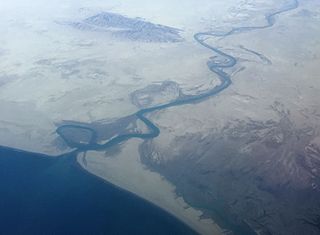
[0,0,277,155]
[79,140,224,235]
[1,0,318,233]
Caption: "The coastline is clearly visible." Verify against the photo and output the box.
[0,146,197,234]
[78,139,224,235]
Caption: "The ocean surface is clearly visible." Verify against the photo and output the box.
[0,147,196,235]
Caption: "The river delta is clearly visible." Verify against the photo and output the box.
[1,0,320,234]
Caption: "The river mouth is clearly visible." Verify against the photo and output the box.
[1,0,314,234]
[0,147,197,235]
[53,1,300,234]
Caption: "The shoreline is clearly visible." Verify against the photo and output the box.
[78,139,224,235]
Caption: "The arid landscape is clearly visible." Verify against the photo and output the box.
[1,0,320,234]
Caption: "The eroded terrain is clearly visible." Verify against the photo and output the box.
[1,0,320,234]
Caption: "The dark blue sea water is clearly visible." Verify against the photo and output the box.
[0,1,300,234]
[0,147,197,235]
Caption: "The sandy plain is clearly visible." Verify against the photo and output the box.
[1,0,319,234]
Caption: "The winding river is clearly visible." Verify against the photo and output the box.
[56,1,300,233]
[57,0,299,155]
[0,0,300,234]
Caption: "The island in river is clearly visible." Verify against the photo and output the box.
[0,0,320,234]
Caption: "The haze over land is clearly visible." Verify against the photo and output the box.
[1,0,320,234]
